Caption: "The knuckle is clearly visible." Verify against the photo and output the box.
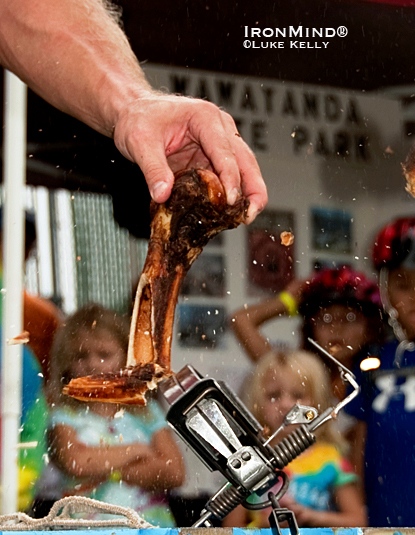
[143,161,165,180]
[221,110,237,127]
[195,99,221,117]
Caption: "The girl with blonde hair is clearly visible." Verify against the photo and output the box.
[223,349,366,528]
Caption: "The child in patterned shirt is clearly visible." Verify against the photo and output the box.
[223,349,367,528]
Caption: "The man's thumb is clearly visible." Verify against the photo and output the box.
[141,159,175,203]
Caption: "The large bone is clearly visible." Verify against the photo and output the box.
[64,168,248,404]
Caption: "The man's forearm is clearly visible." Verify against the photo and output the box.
[0,0,268,217]
[0,0,152,137]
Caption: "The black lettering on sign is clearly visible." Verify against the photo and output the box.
[216,81,235,107]
[325,95,341,122]
[334,131,350,157]
[262,87,275,114]
[291,125,308,152]
[241,85,257,111]
[195,79,212,101]
[170,75,189,95]
[346,99,361,125]
[291,126,371,162]
[304,93,318,119]
[252,121,268,151]
[282,91,298,116]
[316,131,330,156]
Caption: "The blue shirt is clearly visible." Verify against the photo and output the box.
[346,339,415,527]
[39,400,176,527]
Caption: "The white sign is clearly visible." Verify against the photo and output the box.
[143,64,402,166]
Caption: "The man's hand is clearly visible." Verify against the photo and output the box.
[0,0,268,223]
[114,92,267,223]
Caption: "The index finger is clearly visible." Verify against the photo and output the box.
[219,110,268,223]
[188,101,268,220]
[192,102,243,203]
[233,138,268,224]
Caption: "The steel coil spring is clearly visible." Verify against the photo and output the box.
[205,485,249,520]
[272,424,316,469]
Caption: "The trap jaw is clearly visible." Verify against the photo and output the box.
[160,339,360,531]
[160,365,277,491]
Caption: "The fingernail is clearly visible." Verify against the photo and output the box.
[227,188,239,205]
[152,181,168,201]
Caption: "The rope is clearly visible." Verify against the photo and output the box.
[0,496,155,530]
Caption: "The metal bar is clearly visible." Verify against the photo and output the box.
[1,71,27,513]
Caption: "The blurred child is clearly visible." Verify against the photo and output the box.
[345,217,415,527]
[232,266,383,403]
[0,210,57,511]
[222,350,367,528]
[35,303,185,526]
[1,346,48,512]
